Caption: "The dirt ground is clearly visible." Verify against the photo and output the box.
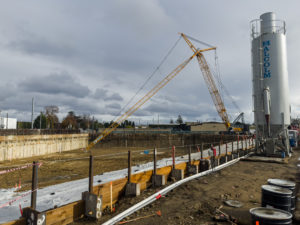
[72,148,300,225]
[0,145,188,190]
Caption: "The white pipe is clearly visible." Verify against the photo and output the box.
[102,153,250,225]
[263,86,271,116]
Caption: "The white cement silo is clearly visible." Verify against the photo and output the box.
[250,12,291,156]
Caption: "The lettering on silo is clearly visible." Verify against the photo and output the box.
[263,40,271,78]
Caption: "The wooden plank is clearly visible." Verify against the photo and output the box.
[94,178,127,209]
[2,158,208,225]
[45,200,84,225]
[2,218,25,225]
[131,170,153,183]
[191,160,200,166]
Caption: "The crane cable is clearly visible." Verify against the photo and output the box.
[183,34,215,49]
[212,50,242,116]
[111,36,182,124]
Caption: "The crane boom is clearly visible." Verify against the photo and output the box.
[180,33,231,129]
[86,49,202,150]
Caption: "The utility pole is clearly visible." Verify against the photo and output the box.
[6,113,8,129]
[31,97,34,129]
[39,111,42,129]
[92,116,94,130]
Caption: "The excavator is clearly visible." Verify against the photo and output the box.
[86,33,243,151]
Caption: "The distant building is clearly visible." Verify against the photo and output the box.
[148,122,227,133]
[0,117,17,129]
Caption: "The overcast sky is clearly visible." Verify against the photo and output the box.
[0,0,299,124]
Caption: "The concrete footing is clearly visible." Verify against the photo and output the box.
[187,164,199,175]
[216,158,220,166]
[23,207,46,225]
[170,169,184,180]
[82,191,102,219]
[125,183,141,196]
[209,158,218,169]
[152,174,166,187]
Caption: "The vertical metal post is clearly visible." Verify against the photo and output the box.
[241,136,244,150]
[201,143,203,159]
[6,113,8,129]
[128,150,131,183]
[237,135,239,150]
[218,142,221,156]
[31,161,38,209]
[188,145,191,164]
[232,140,234,153]
[172,146,175,169]
[31,97,34,129]
[225,143,228,156]
[39,112,42,129]
[245,136,248,149]
[89,155,94,193]
[153,148,157,176]
[153,148,157,188]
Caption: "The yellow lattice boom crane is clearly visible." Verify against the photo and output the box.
[180,33,231,129]
[86,33,230,151]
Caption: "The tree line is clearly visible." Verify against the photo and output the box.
[30,106,135,130]
[17,105,184,130]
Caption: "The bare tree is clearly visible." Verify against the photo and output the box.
[44,105,59,129]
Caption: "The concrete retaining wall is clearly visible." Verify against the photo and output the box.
[0,134,88,161]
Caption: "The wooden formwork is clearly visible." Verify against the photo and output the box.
[2,145,253,225]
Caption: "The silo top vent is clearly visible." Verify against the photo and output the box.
[250,12,286,39]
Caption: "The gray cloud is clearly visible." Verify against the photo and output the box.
[8,37,76,58]
[93,88,108,98]
[105,103,121,110]
[93,88,123,102]
[20,72,90,98]
[104,93,123,102]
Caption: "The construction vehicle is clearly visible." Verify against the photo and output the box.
[231,112,249,133]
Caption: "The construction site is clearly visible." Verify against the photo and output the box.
[1,8,300,225]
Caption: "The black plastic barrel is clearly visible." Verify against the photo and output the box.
[250,207,292,225]
[261,185,292,212]
[267,179,296,212]
[199,159,209,172]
